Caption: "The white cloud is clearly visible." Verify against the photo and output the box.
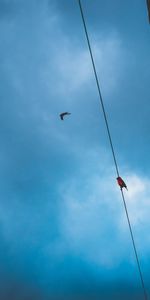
[45,30,127,97]
[58,156,150,267]
[126,174,148,199]
[121,174,150,228]
[92,32,125,96]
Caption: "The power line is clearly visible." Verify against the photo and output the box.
[77,0,120,177]
[121,189,148,300]
[76,0,148,299]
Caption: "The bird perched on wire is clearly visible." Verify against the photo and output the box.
[59,112,71,120]
[117,176,128,190]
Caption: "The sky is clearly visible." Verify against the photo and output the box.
[0,0,150,299]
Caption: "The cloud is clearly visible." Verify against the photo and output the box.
[119,174,150,251]
[92,32,127,97]
[50,31,126,98]
[58,152,150,269]
[0,0,128,158]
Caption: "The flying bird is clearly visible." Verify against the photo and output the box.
[117,176,128,190]
[59,112,71,120]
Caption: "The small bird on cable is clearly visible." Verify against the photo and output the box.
[59,112,71,120]
[117,176,128,190]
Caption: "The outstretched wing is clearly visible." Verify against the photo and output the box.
[59,112,71,120]
[60,113,64,120]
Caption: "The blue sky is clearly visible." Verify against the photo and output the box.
[0,0,150,299]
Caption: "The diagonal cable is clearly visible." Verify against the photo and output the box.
[77,0,148,299]
[121,189,148,300]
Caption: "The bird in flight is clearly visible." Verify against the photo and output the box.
[59,112,71,120]
[117,176,128,190]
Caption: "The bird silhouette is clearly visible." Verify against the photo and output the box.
[117,176,128,190]
[59,112,71,120]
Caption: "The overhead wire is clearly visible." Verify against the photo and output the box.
[76,0,148,299]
